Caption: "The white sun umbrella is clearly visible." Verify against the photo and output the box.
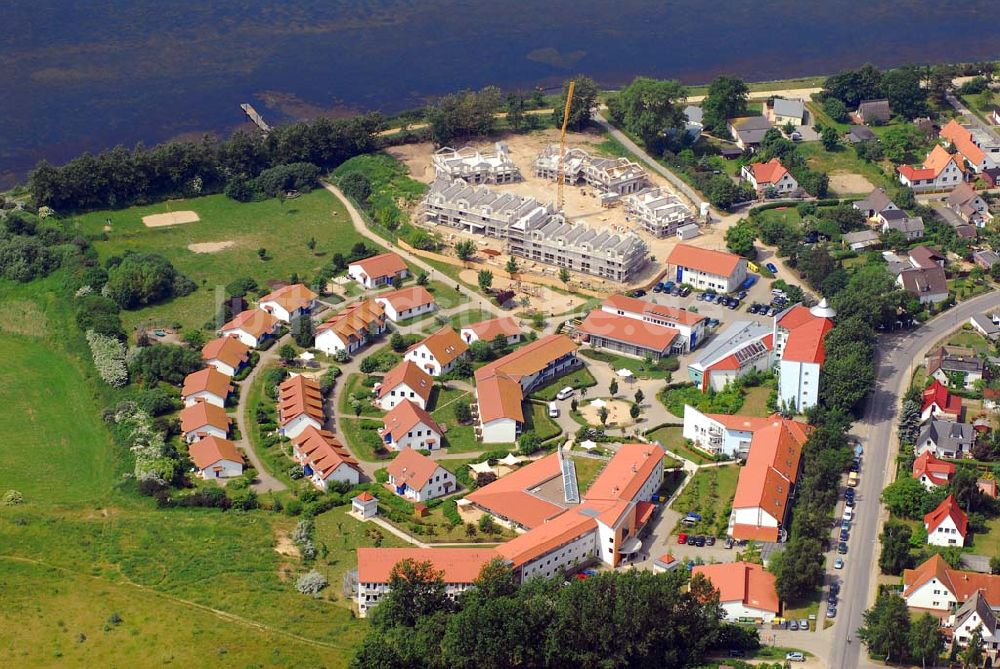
[299,351,315,361]
[616,368,634,379]
[499,453,522,467]
[469,461,494,475]
[589,398,607,408]
[579,440,598,451]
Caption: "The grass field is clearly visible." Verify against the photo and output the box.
[430,386,479,453]
[796,143,891,195]
[67,190,380,333]
[578,348,677,380]
[572,456,606,493]
[742,386,774,417]
[523,402,562,442]
[530,367,598,401]
[945,328,993,354]
[669,465,739,537]
[645,426,713,465]
[339,373,384,418]
[340,417,391,462]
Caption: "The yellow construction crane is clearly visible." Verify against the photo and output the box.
[556,80,576,211]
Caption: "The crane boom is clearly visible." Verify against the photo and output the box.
[557,80,576,212]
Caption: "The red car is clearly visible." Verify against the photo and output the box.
[677,532,688,544]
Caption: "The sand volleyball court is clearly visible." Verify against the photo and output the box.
[143,210,200,227]
[187,241,235,253]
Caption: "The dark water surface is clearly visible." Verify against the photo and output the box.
[2,0,998,186]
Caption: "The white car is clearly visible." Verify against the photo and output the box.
[834,557,845,569]
[842,506,853,522]
[548,402,560,418]
[555,387,574,401]
[786,651,805,662]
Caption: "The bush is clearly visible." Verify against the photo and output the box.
[2,490,24,506]
[86,330,128,387]
[230,489,259,511]
[128,344,203,385]
[104,252,193,310]
[295,570,329,596]
[249,162,320,198]
[339,171,372,203]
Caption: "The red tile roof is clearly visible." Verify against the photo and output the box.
[941,119,986,167]
[201,336,250,371]
[465,452,564,528]
[181,367,232,400]
[495,505,598,567]
[316,300,386,344]
[277,375,324,426]
[922,379,961,415]
[354,491,375,502]
[377,361,434,404]
[924,494,968,537]
[386,448,443,491]
[357,547,496,584]
[913,451,955,487]
[474,374,525,424]
[586,443,664,502]
[188,436,243,469]
[350,252,408,280]
[179,402,231,435]
[291,426,360,478]
[220,309,279,339]
[460,317,522,341]
[602,294,706,327]
[376,286,436,313]
[667,244,743,278]
[474,334,577,423]
[259,283,317,314]
[748,158,789,185]
[693,561,780,614]
[782,318,833,365]
[577,310,678,352]
[407,326,469,367]
[904,554,1000,604]
[381,400,443,444]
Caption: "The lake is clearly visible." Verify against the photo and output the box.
[1,0,998,186]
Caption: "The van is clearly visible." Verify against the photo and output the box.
[555,387,574,401]
[548,402,559,418]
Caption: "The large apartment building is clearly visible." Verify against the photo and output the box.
[623,187,694,237]
[534,145,647,199]
[432,142,521,184]
[424,178,649,283]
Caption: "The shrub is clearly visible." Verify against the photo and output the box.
[104,252,192,310]
[230,489,259,511]
[284,498,303,516]
[288,464,305,480]
[295,570,329,596]
[86,330,128,387]
[2,490,24,506]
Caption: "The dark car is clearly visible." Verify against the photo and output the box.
[652,284,663,293]
[845,497,855,508]
[678,286,692,297]
[839,529,849,542]
[694,535,706,547]
[686,536,697,545]
[766,262,778,273]
[724,537,734,549]
[837,542,848,554]
[849,461,860,473]
[844,487,855,499]
[706,536,716,546]
[737,290,748,300]
[670,286,681,296]
[729,649,746,658]
[828,592,838,605]
[662,281,676,291]
[831,582,841,596]
[629,289,646,298]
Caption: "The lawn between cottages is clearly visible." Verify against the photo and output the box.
[645,425,714,465]
[67,190,380,333]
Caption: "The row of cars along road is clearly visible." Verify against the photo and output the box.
[829,444,863,621]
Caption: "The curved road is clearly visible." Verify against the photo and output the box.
[832,291,1000,669]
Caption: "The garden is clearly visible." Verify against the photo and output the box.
[669,465,740,537]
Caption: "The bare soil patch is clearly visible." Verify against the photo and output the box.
[187,240,235,253]
[458,269,590,313]
[828,171,875,195]
[142,210,200,227]
[579,399,635,428]
[274,532,301,558]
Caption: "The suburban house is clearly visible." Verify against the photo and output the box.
[179,402,231,444]
[474,334,579,443]
[927,346,984,390]
[181,366,232,408]
[941,119,996,173]
[682,105,704,138]
[201,336,251,378]
[218,309,280,348]
[375,360,434,411]
[912,450,957,489]
[974,250,1000,271]
[666,243,748,294]
[741,158,799,196]
[291,426,362,490]
[947,182,992,227]
[857,99,891,125]
[854,188,898,219]
[277,374,324,439]
[728,416,811,542]
[258,283,318,323]
[892,246,949,304]
[880,210,925,240]
[916,420,974,460]
[764,98,805,126]
[924,495,968,547]
[355,547,496,618]
[903,554,1000,613]
[728,116,772,151]
[845,125,877,144]
[984,167,1000,187]
[842,230,881,251]
[623,187,693,237]
[348,252,409,289]
[921,379,962,422]
[692,562,780,623]
[773,301,836,412]
[314,300,387,356]
[949,592,1000,660]
[688,321,772,392]
[682,406,811,459]
[459,317,522,346]
[970,313,1000,339]
[432,142,521,184]
[404,326,469,376]
[898,144,966,192]
[601,294,707,352]
[576,309,679,360]
[374,286,437,323]
[385,448,455,502]
[188,436,244,480]
[380,400,444,451]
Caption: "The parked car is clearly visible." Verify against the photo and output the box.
[694,535,706,547]
[652,284,663,293]
[841,519,851,532]
[843,507,854,522]
[548,402,560,418]
[788,620,799,631]
[678,286,691,297]
[556,387,574,401]
[737,290,748,300]
[786,652,805,662]
[799,619,809,631]
[845,496,855,508]
[766,262,778,273]
[727,300,738,310]
[628,289,646,298]
[828,591,838,605]
[686,536,697,546]
[834,557,844,569]
[670,286,681,296]
[728,649,746,658]
[837,542,848,554]
[827,606,837,618]
[677,532,688,544]
[839,529,849,542]
[662,281,675,292]
[681,512,701,526]
[706,536,716,546]
[724,537,734,549]
[831,582,840,596]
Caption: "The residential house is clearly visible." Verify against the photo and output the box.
[188,436,244,479]
[682,105,704,139]
[903,554,1000,613]
[181,367,232,408]
[201,336,251,377]
[692,562,780,623]
[947,183,992,227]
[916,420,974,460]
[898,145,966,192]
[895,246,949,304]
[857,99,891,125]
[921,379,962,422]
[277,374,324,439]
[949,592,1000,660]
[404,326,469,377]
[666,243,748,293]
[927,346,984,390]
[258,283,318,323]
[375,360,434,411]
[374,286,437,323]
[576,309,679,360]
[843,230,881,251]
[924,495,968,547]
[940,119,997,173]
[741,158,799,196]
[773,301,836,412]
[179,402,231,444]
[974,250,1000,271]
[765,98,806,126]
[682,405,810,459]
[385,448,455,502]
[688,321,772,393]
[728,116,772,151]
[432,142,521,184]
[218,309,279,348]
[854,188,898,219]
[970,313,1000,339]
[879,210,924,240]
[983,167,1000,188]
[912,450,957,490]
[601,294,707,352]
[845,126,877,144]
[314,300,387,356]
[291,426,361,489]
[380,400,444,451]
[348,252,409,289]
[474,334,579,443]
[623,187,693,237]
[459,317,522,346]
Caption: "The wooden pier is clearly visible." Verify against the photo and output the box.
[240,103,271,133]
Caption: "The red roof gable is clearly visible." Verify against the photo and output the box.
[912,451,955,487]
[924,494,968,537]
[923,380,961,414]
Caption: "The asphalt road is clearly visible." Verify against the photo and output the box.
[831,290,1000,669]
[946,93,1000,143]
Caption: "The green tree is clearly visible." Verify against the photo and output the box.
[454,400,472,424]
[701,75,750,135]
[858,591,911,663]
[598,406,610,426]
[257,247,267,260]
[725,218,757,258]
[909,613,945,669]
[772,537,825,601]
[629,403,641,421]
[390,333,406,353]
[339,171,372,203]
[518,432,542,456]
[278,343,296,362]
[609,379,618,397]
[369,559,453,630]
[426,87,503,146]
[559,267,571,285]
[505,92,526,131]
[504,257,518,275]
[454,239,476,262]
[416,271,429,286]
[307,236,317,252]
[477,514,496,534]
[880,124,923,164]
[606,77,688,152]
[291,314,314,348]
[477,270,493,293]
[553,76,599,131]
[821,126,840,151]
[990,555,1000,575]
[898,399,921,445]
[821,63,883,108]
[634,389,644,405]
[882,66,928,120]
[880,474,928,519]
[879,520,913,575]
[128,344,203,386]
[960,627,985,669]
[823,97,849,123]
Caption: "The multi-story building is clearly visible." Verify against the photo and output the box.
[772,301,836,412]
[898,145,966,191]
[623,187,693,237]
[315,300,387,356]
[600,294,706,352]
[666,243,747,293]
[432,142,521,184]
[534,145,647,197]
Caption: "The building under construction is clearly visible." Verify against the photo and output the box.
[424,178,648,283]
[431,142,521,185]
[624,187,694,237]
[533,145,647,203]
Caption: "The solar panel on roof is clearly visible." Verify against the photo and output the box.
[734,340,768,365]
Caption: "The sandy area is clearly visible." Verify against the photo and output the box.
[687,87,823,104]
[274,532,301,558]
[188,240,235,253]
[828,172,875,196]
[579,399,635,428]
[143,210,200,227]
[459,269,589,314]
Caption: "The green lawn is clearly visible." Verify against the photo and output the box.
[67,190,381,333]
[430,387,479,453]
[340,418,391,462]
[243,364,298,488]
[741,386,774,417]
[968,515,1000,556]
[449,308,500,330]
[945,328,993,354]
[669,465,739,537]
[796,143,891,196]
[530,367,598,401]
[339,373,384,418]
[578,348,677,380]
[523,402,563,442]
[646,426,713,465]
[426,280,468,310]
[571,456,606,493]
